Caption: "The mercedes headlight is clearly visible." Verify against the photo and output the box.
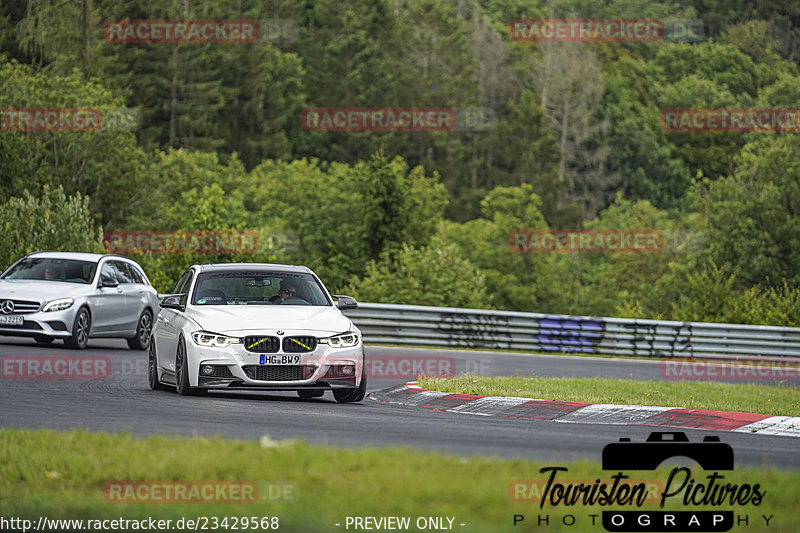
[319,332,359,348]
[42,298,74,312]
[191,331,240,347]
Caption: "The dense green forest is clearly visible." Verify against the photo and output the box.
[1,0,799,325]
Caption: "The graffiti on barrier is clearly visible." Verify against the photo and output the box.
[439,313,513,349]
[535,316,605,353]
[620,322,694,358]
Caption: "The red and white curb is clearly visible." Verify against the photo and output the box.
[369,382,800,437]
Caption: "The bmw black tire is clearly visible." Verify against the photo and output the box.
[148,337,165,390]
[175,337,205,396]
[175,337,191,395]
[333,375,367,403]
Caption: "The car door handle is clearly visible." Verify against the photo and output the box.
[116,289,124,294]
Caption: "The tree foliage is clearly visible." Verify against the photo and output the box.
[349,237,490,309]
[2,0,799,325]
[688,135,800,289]
[0,186,104,270]
[0,57,148,226]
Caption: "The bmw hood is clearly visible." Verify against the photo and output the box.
[0,279,92,303]
[186,305,353,335]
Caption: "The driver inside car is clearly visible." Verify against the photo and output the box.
[268,280,300,304]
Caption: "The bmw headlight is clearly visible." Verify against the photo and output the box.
[319,332,359,348]
[42,298,74,312]
[191,331,240,347]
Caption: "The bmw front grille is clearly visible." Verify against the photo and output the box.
[242,365,317,381]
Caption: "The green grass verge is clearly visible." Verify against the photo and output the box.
[1,429,798,532]
[418,375,800,416]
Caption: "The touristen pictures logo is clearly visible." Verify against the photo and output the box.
[512,432,769,532]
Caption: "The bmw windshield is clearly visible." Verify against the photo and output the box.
[2,258,97,284]
[191,271,331,306]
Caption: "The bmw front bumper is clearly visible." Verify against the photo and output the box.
[186,335,365,390]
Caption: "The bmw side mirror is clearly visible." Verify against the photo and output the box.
[334,295,358,310]
[160,295,185,311]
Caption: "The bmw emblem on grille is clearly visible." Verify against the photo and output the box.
[0,300,14,314]
[276,330,284,335]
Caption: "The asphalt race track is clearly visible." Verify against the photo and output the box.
[0,337,798,470]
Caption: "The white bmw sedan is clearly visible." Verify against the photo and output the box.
[149,263,366,402]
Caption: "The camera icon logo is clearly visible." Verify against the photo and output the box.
[602,431,734,471]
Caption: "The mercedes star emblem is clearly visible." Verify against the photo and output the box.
[0,300,15,314]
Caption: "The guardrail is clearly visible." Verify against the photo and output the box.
[344,303,800,361]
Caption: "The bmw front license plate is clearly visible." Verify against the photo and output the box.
[259,354,300,365]
[0,315,23,326]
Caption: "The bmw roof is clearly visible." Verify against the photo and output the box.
[191,263,313,274]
